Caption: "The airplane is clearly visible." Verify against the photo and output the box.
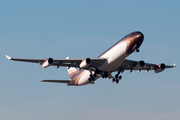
[5,31,175,86]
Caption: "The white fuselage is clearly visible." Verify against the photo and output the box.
[77,41,129,86]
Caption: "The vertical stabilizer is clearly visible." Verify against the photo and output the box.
[66,57,79,80]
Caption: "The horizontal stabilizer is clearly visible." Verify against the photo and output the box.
[41,80,70,83]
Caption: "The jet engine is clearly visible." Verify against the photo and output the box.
[154,63,166,73]
[42,58,54,68]
[79,58,92,69]
[133,60,145,70]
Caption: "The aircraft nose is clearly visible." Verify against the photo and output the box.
[125,31,144,54]
[135,31,144,41]
[134,32,144,48]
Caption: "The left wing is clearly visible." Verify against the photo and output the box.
[119,59,175,73]
[5,55,107,69]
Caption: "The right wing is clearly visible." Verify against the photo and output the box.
[5,55,107,69]
[119,59,175,73]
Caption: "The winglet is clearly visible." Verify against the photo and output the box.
[5,55,12,60]
[174,63,176,67]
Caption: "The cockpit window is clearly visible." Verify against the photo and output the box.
[120,32,140,41]
[133,32,137,35]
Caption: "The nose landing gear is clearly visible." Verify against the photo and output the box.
[134,48,139,52]
[132,44,140,52]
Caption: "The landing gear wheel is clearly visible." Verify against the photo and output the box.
[119,75,122,80]
[115,74,118,79]
[90,74,93,78]
[112,78,115,82]
[88,78,91,82]
[90,73,96,81]
[135,49,139,52]
[93,74,97,78]
[116,80,119,84]
[102,74,105,78]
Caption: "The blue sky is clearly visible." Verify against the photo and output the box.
[0,0,179,120]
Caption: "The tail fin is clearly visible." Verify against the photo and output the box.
[66,57,79,80]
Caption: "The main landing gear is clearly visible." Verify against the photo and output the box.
[112,67,123,84]
[88,68,98,82]
[88,74,96,82]
[112,74,122,84]
[102,72,108,78]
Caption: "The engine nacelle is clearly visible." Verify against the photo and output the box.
[79,58,92,69]
[42,58,54,68]
[134,60,145,70]
[154,63,166,73]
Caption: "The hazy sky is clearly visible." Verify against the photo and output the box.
[0,0,179,120]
